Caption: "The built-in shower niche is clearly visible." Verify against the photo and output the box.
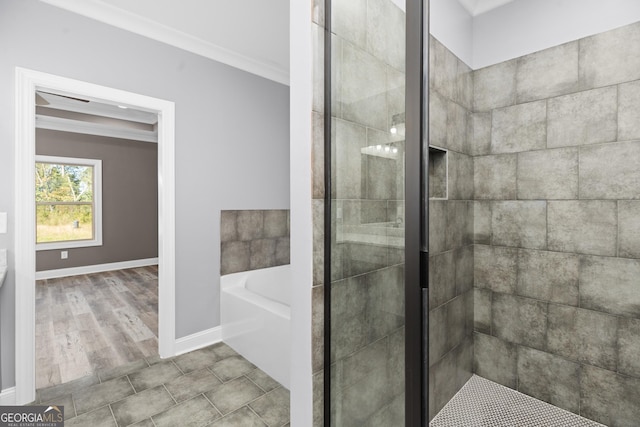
[429,146,447,199]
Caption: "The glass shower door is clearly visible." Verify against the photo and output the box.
[325,0,425,425]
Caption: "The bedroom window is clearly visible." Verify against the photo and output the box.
[35,155,103,250]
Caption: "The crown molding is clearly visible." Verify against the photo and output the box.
[39,0,290,86]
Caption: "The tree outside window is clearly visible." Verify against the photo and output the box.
[35,155,102,250]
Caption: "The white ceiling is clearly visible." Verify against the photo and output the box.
[457,0,514,16]
[40,0,290,85]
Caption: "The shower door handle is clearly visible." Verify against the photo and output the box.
[420,250,428,289]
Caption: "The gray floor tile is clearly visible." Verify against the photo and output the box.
[205,377,265,415]
[249,387,290,427]
[111,385,176,426]
[165,368,223,402]
[65,406,117,427]
[152,395,221,427]
[73,376,135,415]
[40,394,75,420]
[38,374,100,403]
[129,420,155,427]
[246,368,282,393]
[173,347,220,373]
[98,359,149,382]
[208,407,268,427]
[210,356,256,382]
[128,360,182,392]
[212,343,240,359]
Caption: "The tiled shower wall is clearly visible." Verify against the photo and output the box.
[472,22,640,426]
[219,210,290,275]
[427,37,475,420]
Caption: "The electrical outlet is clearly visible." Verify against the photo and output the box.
[61,251,68,260]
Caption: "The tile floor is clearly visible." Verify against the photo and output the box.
[430,375,604,427]
[33,342,290,426]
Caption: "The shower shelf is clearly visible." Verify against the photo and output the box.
[429,146,448,200]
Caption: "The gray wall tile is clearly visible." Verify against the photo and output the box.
[429,91,448,148]
[366,0,405,71]
[455,246,474,295]
[429,303,448,366]
[579,21,640,89]
[220,211,237,243]
[580,364,640,426]
[263,210,288,238]
[448,151,474,200]
[619,79,640,141]
[618,317,640,379]
[331,0,366,49]
[429,200,446,254]
[334,118,366,199]
[474,288,492,334]
[474,154,517,200]
[312,112,325,198]
[473,60,517,112]
[445,201,472,250]
[517,148,578,200]
[517,249,579,306]
[237,211,264,241]
[446,100,469,154]
[429,251,456,309]
[516,41,580,103]
[580,256,640,318]
[580,141,640,199]
[340,43,387,131]
[220,241,250,275]
[547,87,617,148]
[547,305,617,370]
[474,332,517,388]
[473,202,492,244]
[470,112,492,156]
[492,201,547,249]
[491,101,546,154]
[474,245,518,294]
[547,201,617,256]
[492,293,547,350]
[517,346,580,413]
[619,201,640,258]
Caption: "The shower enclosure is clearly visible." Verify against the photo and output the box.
[318,0,640,425]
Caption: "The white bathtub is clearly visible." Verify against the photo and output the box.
[221,265,290,389]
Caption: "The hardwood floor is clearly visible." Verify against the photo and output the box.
[35,266,158,389]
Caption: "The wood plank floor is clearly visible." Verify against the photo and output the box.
[35,266,158,390]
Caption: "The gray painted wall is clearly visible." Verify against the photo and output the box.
[36,129,159,271]
[0,0,289,390]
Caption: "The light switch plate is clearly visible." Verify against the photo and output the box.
[0,212,7,234]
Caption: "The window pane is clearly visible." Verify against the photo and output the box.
[35,163,94,203]
[36,204,93,243]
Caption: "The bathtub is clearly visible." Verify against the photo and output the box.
[221,265,290,389]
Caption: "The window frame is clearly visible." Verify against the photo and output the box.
[35,155,103,251]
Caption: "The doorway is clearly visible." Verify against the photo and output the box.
[14,68,176,404]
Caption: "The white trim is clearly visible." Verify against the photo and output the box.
[174,326,222,356]
[35,257,159,280]
[0,388,16,406]
[36,115,158,143]
[15,67,176,405]
[35,155,103,251]
[39,0,289,86]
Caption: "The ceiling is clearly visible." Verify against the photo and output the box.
[38,0,512,86]
[457,0,515,16]
[40,0,290,85]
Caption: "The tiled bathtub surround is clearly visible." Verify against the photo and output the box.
[472,21,640,426]
[220,210,290,275]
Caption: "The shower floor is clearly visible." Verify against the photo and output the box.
[430,375,604,427]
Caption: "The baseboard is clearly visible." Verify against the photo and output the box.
[35,258,159,280]
[174,326,222,356]
[0,387,16,405]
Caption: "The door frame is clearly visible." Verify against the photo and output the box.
[14,67,176,404]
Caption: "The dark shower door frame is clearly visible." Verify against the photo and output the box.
[322,0,429,425]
